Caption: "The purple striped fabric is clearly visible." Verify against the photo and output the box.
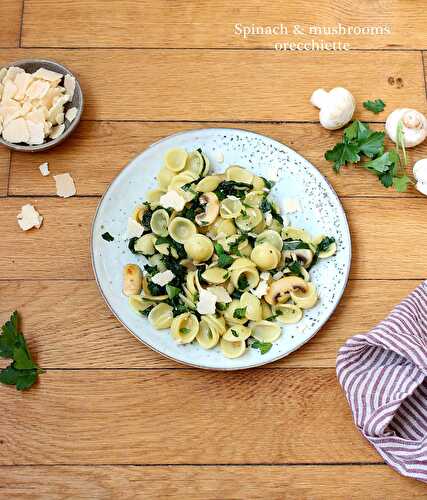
[336,280,427,483]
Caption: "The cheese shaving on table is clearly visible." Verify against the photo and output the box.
[207,286,232,303]
[197,288,217,315]
[17,204,43,231]
[159,190,186,211]
[126,218,144,239]
[38,162,50,176]
[53,173,76,198]
[151,270,175,286]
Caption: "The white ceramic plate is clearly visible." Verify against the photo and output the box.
[91,128,351,370]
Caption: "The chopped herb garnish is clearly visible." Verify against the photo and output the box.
[128,237,138,254]
[180,327,191,335]
[214,180,253,201]
[166,284,180,300]
[251,339,272,355]
[233,306,247,320]
[0,311,44,391]
[144,264,158,276]
[228,234,247,255]
[317,236,335,253]
[101,232,114,242]
[237,274,249,290]
[214,243,234,268]
[216,303,229,311]
[288,260,304,277]
[147,281,166,297]
[140,305,154,317]
[261,177,275,190]
[231,329,239,338]
[283,240,310,251]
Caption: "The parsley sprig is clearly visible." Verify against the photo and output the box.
[0,311,44,391]
[363,99,385,114]
[325,120,410,191]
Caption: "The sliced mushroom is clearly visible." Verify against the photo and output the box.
[264,276,308,305]
[294,249,313,268]
[123,264,143,296]
[195,192,219,226]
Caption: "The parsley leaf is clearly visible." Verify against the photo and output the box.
[317,236,335,253]
[358,131,385,158]
[0,311,44,391]
[216,303,229,311]
[288,260,304,278]
[237,274,250,290]
[363,99,386,114]
[180,327,191,335]
[101,232,114,242]
[166,285,180,300]
[393,175,410,193]
[214,181,253,201]
[363,151,394,174]
[251,340,272,355]
[214,243,234,268]
[231,329,239,338]
[233,307,247,320]
[324,141,360,173]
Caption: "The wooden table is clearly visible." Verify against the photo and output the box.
[1,1,427,498]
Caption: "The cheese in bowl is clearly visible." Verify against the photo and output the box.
[0,64,79,148]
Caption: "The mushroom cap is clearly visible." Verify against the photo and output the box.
[416,181,427,196]
[311,87,355,130]
[264,276,308,305]
[413,158,427,182]
[385,108,427,148]
[293,248,314,268]
[195,192,219,226]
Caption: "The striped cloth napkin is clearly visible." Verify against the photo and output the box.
[336,280,427,483]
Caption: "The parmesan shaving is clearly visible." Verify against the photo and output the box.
[53,173,76,198]
[17,204,43,231]
[38,162,50,176]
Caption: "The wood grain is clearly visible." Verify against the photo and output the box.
[0,0,22,47]
[0,147,9,197]
[1,197,427,280]
[0,49,424,121]
[9,121,426,197]
[1,465,425,499]
[22,0,427,50]
[0,369,378,464]
[0,279,417,369]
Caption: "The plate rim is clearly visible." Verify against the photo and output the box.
[90,126,352,370]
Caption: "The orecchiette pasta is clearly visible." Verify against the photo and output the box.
[122,147,337,359]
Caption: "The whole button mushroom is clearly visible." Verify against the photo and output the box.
[385,108,427,148]
[413,158,427,195]
[310,87,356,130]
